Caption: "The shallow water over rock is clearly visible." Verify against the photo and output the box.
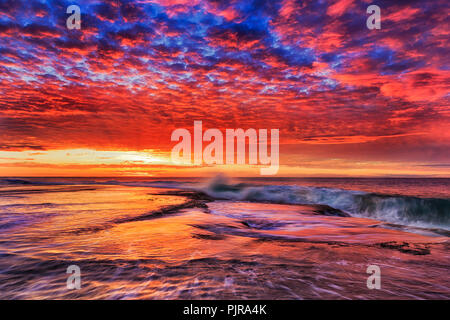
[0,184,448,299]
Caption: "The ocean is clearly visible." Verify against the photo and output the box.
[0,176,449,299]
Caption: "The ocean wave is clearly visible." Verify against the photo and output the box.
[0,178,188,189]
[2,176,449,230]
[0,178,34,185]
[0,178,69,186]
[199,175,450,229]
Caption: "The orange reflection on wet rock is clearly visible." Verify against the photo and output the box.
[0,184,448,299]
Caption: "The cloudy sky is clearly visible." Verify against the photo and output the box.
[0,0,448,177]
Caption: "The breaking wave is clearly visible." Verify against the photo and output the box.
[2,176,449,230]
[199,175,450,229]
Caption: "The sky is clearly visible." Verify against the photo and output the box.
[0,0,449,177]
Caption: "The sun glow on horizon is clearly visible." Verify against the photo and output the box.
[0,148,448,178]
[0,148,170,165]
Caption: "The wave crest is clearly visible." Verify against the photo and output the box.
[200,175,450,229]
